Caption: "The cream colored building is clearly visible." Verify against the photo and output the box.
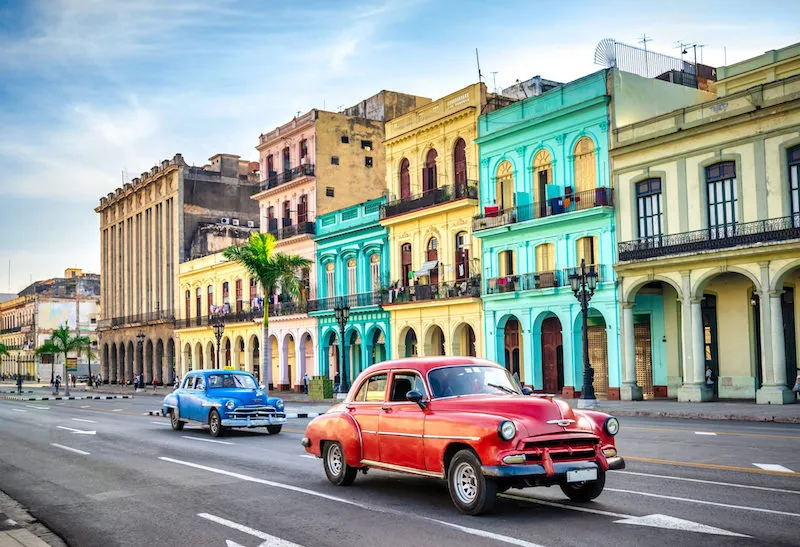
[613,42,800,404]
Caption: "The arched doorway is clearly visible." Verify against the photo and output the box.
[224,338,232,369]
[540,315,563,394]
[503,317,522,381]
[452,323,476,357]
[145,339,154,383]
[206,341,215,368]
[348,330,362,378]
[155,339,164,384]
[251,336,260,381]
[269,336,279,388]
[126,341,134,382]
[402,328,417,358]
[166,338,175,384]
[236,337,245,371]
[183,343,192,375]
[574,309,609,399]
[194,341,204,370]
[299,332,313,384]
[324,331,340,379]
[102,343,109,382]
[399,158,410,199]
[370,328,386,364]
[423,149,438,192]
[453,138,467,187]
[284,334,296,390]
[426,238,439,286]
[426,325,445,356]
[110,344,118,383]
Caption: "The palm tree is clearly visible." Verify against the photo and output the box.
[80,339,97,386]
[223,232,311,391]
[35,324,88,396]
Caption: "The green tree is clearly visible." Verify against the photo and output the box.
[223,232,311,389]
[80,338,97,385]
[35,324,88,396]
[0,343,9,377]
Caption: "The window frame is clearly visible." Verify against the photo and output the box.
[636,178,663,240]
[705,161,738,238]
[352,372,388,403]
[387,370,427,403]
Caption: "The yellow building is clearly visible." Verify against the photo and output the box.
[613,42,800,404]
[380,83,514,359]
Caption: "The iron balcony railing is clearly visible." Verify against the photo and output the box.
[308,292,382,312]
[268,300,308,316]
[380,182,478,219]
[618,215,800,261]
[0,326,22,334]
[97,310,176,330]
[472,187,614,232]
[267,221,315,241]
[485,265,608,295]
[177,308,264,329]
[383,276,481,304]
[262,164,315,191]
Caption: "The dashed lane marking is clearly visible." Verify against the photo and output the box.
[626,425,800,440]
[694,431,717,436]
[197,513,304,547]
[50,443,90,455]
[616,470,800,495]
[626,456,799,476]
[111,409,123,412]
[24,405,49,410]
[151,421,170,425]
[11,409,25,413]
[181,436,233,445]
[606,487,800,517]
[72,418,97,424]
[299,454,316,459]
[753,463,794,473]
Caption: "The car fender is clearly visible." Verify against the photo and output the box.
[304,410,362,466]
[575,409,618,446]
[162,393,178,413]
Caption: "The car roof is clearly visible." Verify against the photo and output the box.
[362,356,502,375]
[191,369,252,376]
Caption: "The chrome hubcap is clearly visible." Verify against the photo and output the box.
[210,414,218,432]
[453,462,478,504]
[327,444,343,477]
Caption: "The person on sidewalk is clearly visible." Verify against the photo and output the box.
[793,368,800,400]
[54,375,60,394]
[705,365,717,400]
[303,373,309,394]
[16,375,22,394]
[153,377,158,391]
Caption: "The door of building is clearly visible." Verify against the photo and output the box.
[541,317,562,393]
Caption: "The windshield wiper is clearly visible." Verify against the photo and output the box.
[487,383,516,395]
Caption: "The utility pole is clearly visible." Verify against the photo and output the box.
[638,34,652,77]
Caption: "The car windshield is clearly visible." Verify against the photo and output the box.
[427,365,521,398]
[207,373,256,389]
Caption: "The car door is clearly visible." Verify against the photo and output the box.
[378,371,426,470]
[176,375,196,420]
[183,375,205,421]
[347,373,387,463]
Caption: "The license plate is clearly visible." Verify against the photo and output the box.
[567,468,597,483]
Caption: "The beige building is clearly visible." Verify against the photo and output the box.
[95,153,261,385]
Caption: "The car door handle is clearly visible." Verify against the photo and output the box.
[345,404,356,411]
[381,405,392,412]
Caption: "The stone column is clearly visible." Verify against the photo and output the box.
[756,290,794,404]
[678,296,711,401]
[620,302,643,400]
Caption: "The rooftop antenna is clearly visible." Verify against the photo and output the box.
[697,44,707,63]
[490,71,498,93]
[638,34,652,76]
[475,48,483,83]
[724,46,727,66]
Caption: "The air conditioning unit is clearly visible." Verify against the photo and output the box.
[220,217,230,225]
[231,218,240,226]
[247,220,255,228]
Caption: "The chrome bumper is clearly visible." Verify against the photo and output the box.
[483,456,625,479]
[221,414,287,427]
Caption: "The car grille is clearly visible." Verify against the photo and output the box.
[522,434,599,463]
[229,405,284,419]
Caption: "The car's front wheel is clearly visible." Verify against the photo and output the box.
[208,409,224,438]
[170,409,184,431]
[560,470,606,502]
[448,449,497,515]
[323,441,358,486]
[266,425,282,435]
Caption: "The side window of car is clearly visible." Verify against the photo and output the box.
[390,373,419,402]
[365,374,388,402]
[353,379,370,402]
[195,377,206,391]
[183,376,195,390]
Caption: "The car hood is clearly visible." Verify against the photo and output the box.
[432,395,592,436]
[208,388,270,405]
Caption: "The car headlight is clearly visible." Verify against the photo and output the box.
[497,420,516,441]
[275,400,284,411]
[225,400,236,411]
[604,416,620,436]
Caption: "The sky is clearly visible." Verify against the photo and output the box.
[0,0,798,293]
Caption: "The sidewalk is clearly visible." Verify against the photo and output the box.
[0,490,64,547]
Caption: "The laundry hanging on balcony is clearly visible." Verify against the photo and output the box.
[414,260,438,278]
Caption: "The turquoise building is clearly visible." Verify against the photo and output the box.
[310,198,390,383]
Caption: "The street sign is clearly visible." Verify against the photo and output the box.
[66,357,78,373]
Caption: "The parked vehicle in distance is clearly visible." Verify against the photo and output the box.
[302,357,623,515]
[162,370,286,437]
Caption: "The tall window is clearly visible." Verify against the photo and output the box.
[495,161,514,210]
[299,139,308,163]
[533,149,552,218]
[706,161,738,239]
[235,279,243,314]
[401,243,412,287]
[536,243,555,272]
[282,146,290,171]
[301,267,310,300]
[399,159,411,199]
[347,258,357,295]
[576,236,598,268]
[573,137,596,193]
[423,149,438,193]
[370,253,381,292]
[222,282,229,304]
[499,250,515,277]
[297,194,308,224]
[207,285,213,315]
[636,178,663,240]
[789,145,800,226]
[249,279,257,304]
[267,206,276,233]
[195,288,201,318]
[282,200,291,226]
[455,232,469,281]
[453,138,467,186]
[185,290,191,319]
[325,262,335,298]
[266,154,274,176]
[426,238,439,285]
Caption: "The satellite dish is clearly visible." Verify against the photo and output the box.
[594,38,617,67]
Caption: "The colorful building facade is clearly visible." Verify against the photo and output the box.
[310,197,391,385]
[613,43,800,403]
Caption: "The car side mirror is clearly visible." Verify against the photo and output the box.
[406,390,427,409]
[521,387,533,395]
[259,384,266,391]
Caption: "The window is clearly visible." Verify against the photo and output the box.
[576,236,598,267]
[266,154,275,176]
[325,262,335,298]
[454,138,467,186]
[331,156,340,165]
[370,253,381,291]
[250,279,257,301]
[401,243,412,287]
[297,194,308,224]
[495,161,514,210]
[573,137,596,193]
[282,200,291,227]
[499,250,515,277]
[347,258,357,295]
[341,135,349,144]
[365,156,373,168]
[535,243,554,272]
[185,290,191,319]
[353,373,388,402]
[326,187,335,197]
[299,139,308,163]
[282,146,290,172]
[390,372,423,401]
[636,178,663,239]
[426,237,439,285]
[399,158,411,199]
[235,279,243,313]
[533,149,552,218]
[223,282,229,303]
[423,149,438,192]
[361,140,373,150]
[207,285,213,315]
[789,145,800,226]
[195,287,202,318]
[706,161,738,238]
[455,232,469,281]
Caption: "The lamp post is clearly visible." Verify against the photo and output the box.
[136,330,145,386]
[569,259,599,409]
[212,321,225,370]
[333,297,351,394]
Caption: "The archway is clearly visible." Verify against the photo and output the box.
[224,338,232,369]
[539,314,563,394]
[770,263,800,393]
[251,336,260,382]
[283,334,296,390]
[323,330,339,379]
[452,323,476,357]
[502,316,523,383]
[184,343,193,376]
[348,330,362,379]
[573,309,608,398]
[126,341,134,383]
[166,338,175,384]
[400,327,417,358]
[269,335,279,388]
[194,341,204,370]
[299,332,314,386]
[155,339,164,384]
[425,325,445,356]
[102,343,110,383]
[236,336,245,371]
[369,327,387,364]
[206,341,216,368]
[145,340,154,383]
[110,344,118,383]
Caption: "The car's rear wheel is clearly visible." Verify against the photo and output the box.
[323,441,358,486]
[170,408,184,431]
[266,425,282,435]
[447,449,497,515]
[560,469,606,502]
[208,409,223,438]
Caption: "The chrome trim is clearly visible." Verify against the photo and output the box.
[361,430,377,434]
[424,434,481,441]
[201,402,222,407]
[546,419,576,427]
[359,459,444,479]
[378,431,422,438]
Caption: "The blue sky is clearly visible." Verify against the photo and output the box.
[0,0,798,292]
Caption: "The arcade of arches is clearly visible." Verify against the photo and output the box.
[100,330,177,386]
[320,324,389,384]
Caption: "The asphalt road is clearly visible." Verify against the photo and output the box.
[0,395,798,547]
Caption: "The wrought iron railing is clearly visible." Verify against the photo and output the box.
[472,187,614,232]
[262,164,315,190]
[308,292,382,312]
[268,300,308,316]
[618,215,800,261]
[485,265,608,295]
[380,181,478,219]
[97,310,176,329]
[383,276,481,304]
[177,308,264,329]
[0,326,22,334]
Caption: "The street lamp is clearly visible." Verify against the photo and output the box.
[136,330,145,385]
[569,259,599,408]
[333,297,351,393]
[212,321,225,370]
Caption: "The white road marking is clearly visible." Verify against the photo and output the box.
[56,426,96,435]
[11,409,26,413]
[299,454,316,459]
[753,463,794,473]
[25,405,49,410]
[180,436,233,445]
[198,513,304,546]
[81,405,91,408]
[614,514,749,537]
[502,493,628,518]
[616,470,800,495]
[151,421,170,425]
[606,488,800,517]
[694,431,717,436]
[112,409,123,412]
[50,443,90,455]
[162,457,545,547]
[72,418,97,424]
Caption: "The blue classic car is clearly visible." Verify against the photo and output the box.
[162,370,286,437]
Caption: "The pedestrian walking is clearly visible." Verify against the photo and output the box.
[71,374,76,388]
[793,368,800,400]
[705,365,717,400]
[153,377,158,391]
[54,375,61,394]
[16,375,23,394]
[334,372,341,394]
[303,373,309,394]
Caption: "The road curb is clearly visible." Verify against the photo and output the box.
[2,395,133,402]
[609,409,800,424]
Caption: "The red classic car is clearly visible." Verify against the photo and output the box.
[302,357,624,515]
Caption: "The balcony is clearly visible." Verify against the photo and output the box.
[383,276,481,305]
[177,308,264,329]
[0,326,22,334]
[308,292,382,313]
[268,300,308,316]
[262,164,315,191]
[485,265,609,295]
[618,215,800,262]
[97,310,176,330]
[473,187,613,232]
[380,182,478,220]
